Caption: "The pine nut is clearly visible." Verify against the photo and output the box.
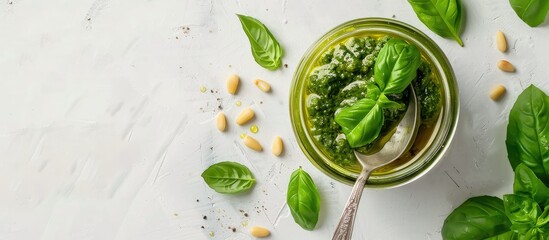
[254,79,271,92]
[243,135,262,151]
[271,136,283,156]
[227,74,240,94]
[489,84,506,101]
[497,60,515,72]
[216,112,227,132]
[496,31,507,52]
[249,226,270,238]
[236,108,255,125]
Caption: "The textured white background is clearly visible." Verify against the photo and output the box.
[1,0,549,239]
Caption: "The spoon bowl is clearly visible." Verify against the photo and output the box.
[332,86,421,240]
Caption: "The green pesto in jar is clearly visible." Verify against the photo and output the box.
[305,36,441,169]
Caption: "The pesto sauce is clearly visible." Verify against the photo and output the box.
[306,36,441,167]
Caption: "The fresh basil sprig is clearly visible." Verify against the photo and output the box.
[335,39,420,148]
[506,85,549,184]
[201,161,256,194]
[442,85,549,239]
[407,0,464,46]
[509,0,549,27]
[237,14,283,70]
[287,167,320,231]
[442,164,549,239]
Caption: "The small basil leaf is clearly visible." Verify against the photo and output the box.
[407,0,464,46]
[374,39,421,94]
[442,196,512,240]
[537,206,549,227]
[523,228,546,239]
[201,161,255,194]
[236,14,283,70]
[287,167,320,231]
[506,85,549,184]
[378,93,405,110]
[503,194,541,226]
[513,163,549,207]
[509,0,549,27]
[335,99,384,148]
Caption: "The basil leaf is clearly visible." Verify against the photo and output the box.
[537,206,549,227]
[441,196,512,240]
[378,93,405,110]
[506,85,549,184]
[513,163,549,207]
[201,161,255,194]
[504,194,541,227]
[374,39,421,94]
[287,167,320,231]
[484,231,520,240]
[334,99,384,148]
[407,0,464,46]
[236,14,283,70]
[523,228,547,239]
[509,0,549,27]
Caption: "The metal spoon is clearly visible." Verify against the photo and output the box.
[332,87,421,240]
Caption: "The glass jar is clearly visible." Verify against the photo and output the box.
[289,18,459,188]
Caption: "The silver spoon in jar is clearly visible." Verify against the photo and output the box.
[332,86,421,240]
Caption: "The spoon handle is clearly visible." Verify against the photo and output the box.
[332,168,373,240]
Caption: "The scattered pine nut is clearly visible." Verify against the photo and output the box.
[216,112,227,132]
[236,108,255,125]
[227,74,240,94]
[249,226,270,238]
[243,135,262,151]
[254,79,271,92]
[271,136,284,156]
[490,84,506,101]
[497,60,515,72]
[496,31,507,52]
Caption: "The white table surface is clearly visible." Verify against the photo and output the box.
[2,0,549,239]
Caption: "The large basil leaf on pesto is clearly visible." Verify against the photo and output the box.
[506,85,549,184]
[513,163,549,207]
[287,167,320,231]
[441,196,512,240]
[374,39,421,95]
[236,14,283,70]
[334,98,384,148]
[201,161,255,194]
[509,0,549,27]
[407,0,464,46]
